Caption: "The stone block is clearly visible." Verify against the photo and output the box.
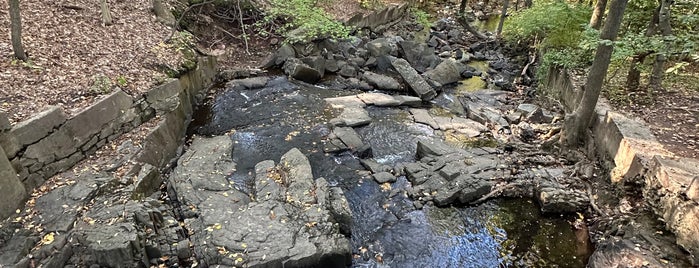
[0,133,20,159]
[0,145,26,220]
[389,56,436,100]
[131,164,162,200]
[687,176,699,202]
[24,90,133,162]
[0,111,10,131]
[146,79,183,113]
[136,105,187,169]
[11,106,66,148]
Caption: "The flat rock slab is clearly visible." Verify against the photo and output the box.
[325,95,366,109]
[410,108,439,129]
[332,107,372,127]
[389,56,436,100]
[362,71,402,91]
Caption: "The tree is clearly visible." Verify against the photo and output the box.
[625,4,660,91]
[561,0,628,148]
[648,0,673,91]
[101,0,113,26]
[589,0,608,29]
[497,0,510,36]
[8,0,27,61]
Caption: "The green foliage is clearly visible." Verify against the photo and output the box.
[261,0,350,43]
[503,1,591,49]
[410,7,432,29]
[359,0,383,10]
[116,75,128,87]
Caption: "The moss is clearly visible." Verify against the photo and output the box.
[444,131,498,148]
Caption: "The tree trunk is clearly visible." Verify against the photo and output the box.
[562,0,628,148]
[589,0,608,30]
[457,13,487,39]
[496,0,509,36]
[649,0,672,92]
[624,5,659,91]
[101,0,113,26]
[9,0,27,61]
[524,0,532,8]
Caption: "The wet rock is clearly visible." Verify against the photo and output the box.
[360,159,392,173]
[283,58,322,84]
[325,95,366,109]
[389,56,437,100]
[536,181,589,213]
[316,178,352,235]
[225,76,271,90]
[409,108,439,129]
[362,71,402,91]
[423,58,466,87]
[416,139,456,159]
[398,40,441,73]
[332,106,371,127]
[588,239,665,268]
[373,172,397,183]
[357,92,401,106]
[332,127,365,150]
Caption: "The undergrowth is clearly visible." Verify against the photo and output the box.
[260,0,350,43]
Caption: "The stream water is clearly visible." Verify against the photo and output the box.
[188,77,591,267]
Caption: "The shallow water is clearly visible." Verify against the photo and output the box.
[188,78,590,267]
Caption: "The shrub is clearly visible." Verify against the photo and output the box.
[262,0,350,43]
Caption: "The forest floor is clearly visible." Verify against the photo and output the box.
[0,0,696,161]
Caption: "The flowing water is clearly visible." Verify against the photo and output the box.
[188,77,591,267]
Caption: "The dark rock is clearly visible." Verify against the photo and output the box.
[388,56,437,100]
[364,57,377,68]
[333,127,364,150]
[423,59,467,87]
[588,240,665,268]
[416,139,455,159]
[362,71,401,91]
[225,76,271,90]
[366,38,397,57]
[316,178,352,235]
[360,159,392,173]
[275,43,296,66]
[283,58,322,84]
[356,144,373,159]
[131,163,162,200]
[373,172,397,183]
[338,64,358,78]
[302,56,326,77]
[398,40,441,73]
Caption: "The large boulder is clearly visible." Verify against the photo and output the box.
[283,58,322,84]
[362,71,402,91]
[398,40,441,73]
[423,58,467,86]
[0,145,26,220]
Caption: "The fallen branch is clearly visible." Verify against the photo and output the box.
[456,13,488,40]
[584,181,608,217]
[470,182,521,205]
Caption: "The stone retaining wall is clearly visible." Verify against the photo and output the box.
[0,56,216,220]
[546,67,699,264]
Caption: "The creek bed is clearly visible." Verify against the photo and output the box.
[187,77,591,267]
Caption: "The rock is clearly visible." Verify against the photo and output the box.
[434,116,486,137]
[10,106,67,150]
[416,139,455,159]
[357,92,401,107]
[0,146,25,220]
[397,41,441,73]
[82,224,139,267]
[225,76,271,90]
[303,56,326,77]
[362,72,402,91]
[588,240,665,268]
[255,160,284,202]
[325,95,365,109]
[536,182,589,213]
[373,172,397,183]
[275,43,296,66]
[516,103,539,115]
[333,107,371,127]
[338,64,357,78]
[409,108,439,129]
[333,127,364,150]
[316,177,352,235]
[423,59,466,86]
[393,95,423,107]
[687,176,699,202]
[0,112,10,131]
[283,58,322,84]
[366,38,396,57]
[346,78,373,91]
[389,56,437,100]
[131,163,162,200]
[281,148,316,205]
[360,159,392,173]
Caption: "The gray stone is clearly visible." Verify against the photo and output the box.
[225,76,271,90]
[410,109,439,129]
[0,145,25,220]
[0,111,10,131]
[366,38,396,57]
[333,127,364,149]
[398,41,441,73]
[334,107,371,127]
[434,116,486,137]
[325,95,365,109]
[360,159,392,173]
[362,71,401,91]
[357,92,401,107]
[275,43,296,66]
[303,56,326,77]
[423,58,466,86]
[588,240,665,268]
[146,79,182,113]
[131,164,162,200]
[438,161,466,181]
[389,57,437,100]
[11,106,67,148]
[281,148,316,205]
[316,178,352,235]
[416,139,455,159]
[393,95,423,107]
[687,176,699,202]
[516,103,539,115]
[373,172,397,183]
[171,136,234,192]
[136,105,187,169]
[255,160,284,202]
[283,58,322,84]
[83,223,139,267]
[25,90,133,162]
[338,64,357,78]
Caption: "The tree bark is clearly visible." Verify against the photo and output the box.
[101,0,113,26]
[624,5,659,91]
[496,0,509,36]
[459,0,468,14]
[524,0,532,8]
[9,0,27,61]
[562,0,628,148]
[589,0,608,30]
[649,0,672,92]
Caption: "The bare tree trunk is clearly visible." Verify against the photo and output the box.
[649,0,672,92]
[496,0,509,36]
[459,0,468,14]
[524,0,532,8]
[101,0,113,26]
[589,0,608,29]
[562,0,628,148]
[9,0,27,61]
[625,5,659,91]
